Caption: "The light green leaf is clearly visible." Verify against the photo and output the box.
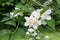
[46,18,55,29]
[21,0,26,3]
[0,29,11,36]
[9,34,15,40]
[16,28,26,38]
[43,0,52,6]
[0,34,9,40]
[56,0,60,5]
[5,20,16,26]
[9,0,14,2]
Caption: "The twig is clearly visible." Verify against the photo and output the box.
[13,23,19,34]
[32,0,44,7]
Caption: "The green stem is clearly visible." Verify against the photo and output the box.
[13,23,19,34]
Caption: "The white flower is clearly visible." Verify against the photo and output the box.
[31,9,43,19]
[36,36,40,40]
[24,16,41,30]
[14,12,23,17]
[44,36,49,40]
[28,28,34,33]
[15,7,20,10]
[10,12,14,19]
[41,8,52,20]
[31,32,37,36]
[32,18,41,30]
[24,16,32,27]
[26,31,30,35]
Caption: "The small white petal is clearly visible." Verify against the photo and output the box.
[24,16,29,20]
[19,13,23,16]
[15,7,20,10]
[36,36,40,39]
[24,22,29,26]
[14,12,23,17]
[31,32,37,36]
[28,28,34,33]
[44,36,49,40]
[38,20,42,25]
[14,13,19,17]
[10,12,14,16]
[33,25,38,30]
[46,16,51,20]
[31,10,40,19]
[26,32,30,35]
[30,16,34,19]
[36,9,40,13]
[42,21,47,25]
[10,12,14,19]
[45,36,49,38]
[49,0,52,1]
[41,15,46,20]
[40,19,47,25]
[29,38,33,40]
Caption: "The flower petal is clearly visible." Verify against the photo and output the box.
[41,15,46,20]
[24,22,29,26]
[33,25,38,30]
[24,16,29,20]
[28,28,34,33]
[38,20,41,25]
[41,20,47,25]
[44,8,52,14]
[46,16,51,20]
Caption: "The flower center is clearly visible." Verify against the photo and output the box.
[44,13,48,16]
[33,20,37,25]
[27,19,31,24]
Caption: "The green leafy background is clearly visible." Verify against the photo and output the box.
[0,0,60,40]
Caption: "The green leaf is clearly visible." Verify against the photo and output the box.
[5,20,16,26]
[9,0,14,2]
[46,18,55,29]
[6,2,11,5]
[0,34,9,40]
[9,34,15,40]
[1,17,9,22]
[18,16,24,25]
[43,0,52,6]
[16,28,26,38]
[40,7,48,15]
[21,0,26,3]
[0,29,11,36]
[56,0,60,5]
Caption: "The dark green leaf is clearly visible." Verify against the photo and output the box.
[1,17,9,22]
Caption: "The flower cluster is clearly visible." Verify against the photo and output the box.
[24,8,52,40]
[10,7,23,19]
